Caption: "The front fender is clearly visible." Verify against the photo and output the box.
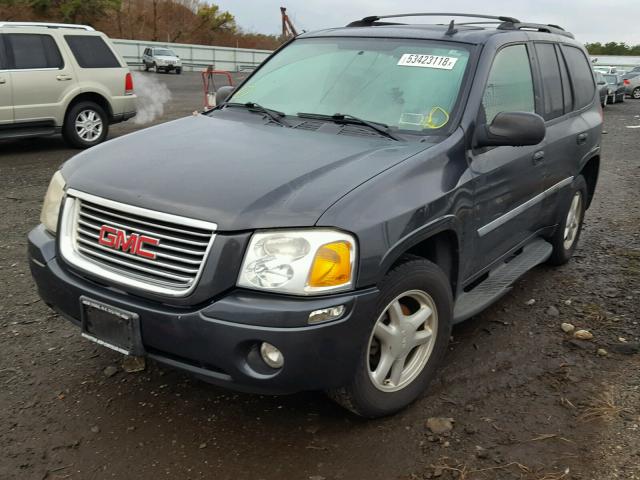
[379,214,462,278]
[317,129,474,289]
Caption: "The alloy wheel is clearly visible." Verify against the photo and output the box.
[75,109,103,142]
[367,290,438,392]
[563,191,583,250]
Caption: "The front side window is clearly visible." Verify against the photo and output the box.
[0,36,7,69]
[482,44,535,124]
[231,37,471,132]
[5,33,63,70]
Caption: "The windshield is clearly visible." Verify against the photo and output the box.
[155,49,176,57]
[230,37,471,132]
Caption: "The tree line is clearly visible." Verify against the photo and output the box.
[3,3,637,55]
[585,42,640,56]
[0,0,285,49]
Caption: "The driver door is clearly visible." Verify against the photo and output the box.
[469,43,547,272]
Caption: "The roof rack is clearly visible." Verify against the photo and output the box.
[497,21,574,38]
[347,13,520,27]
[346,13,574,38]
[0,22,94,31]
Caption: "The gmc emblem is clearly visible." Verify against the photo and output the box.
[98,225,159,260]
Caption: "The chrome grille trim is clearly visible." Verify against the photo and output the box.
[59,189,217,297]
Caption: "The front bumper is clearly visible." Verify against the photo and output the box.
[28,225,379,394]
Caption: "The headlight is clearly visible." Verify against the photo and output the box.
[237,229,357,295]
[40,170,66,234]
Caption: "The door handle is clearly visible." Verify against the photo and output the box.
[0,78,6,85]
[577,133,588,145]
[532,150,545,165]
[56,75,72,81]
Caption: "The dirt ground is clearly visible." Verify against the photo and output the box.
[1,73,638,480]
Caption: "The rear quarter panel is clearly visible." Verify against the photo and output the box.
[63,32,134,117]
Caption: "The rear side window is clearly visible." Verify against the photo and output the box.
[65,35,120,68]
[482,44,535,124]
[534,43,564,120]
[5,33,63,69]
[557,46,573,113]
[561,46,595,110]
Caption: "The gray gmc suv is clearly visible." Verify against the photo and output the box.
[29,13,602,418]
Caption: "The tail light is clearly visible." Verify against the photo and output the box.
[125,73,134,95]
[624,79,630,85]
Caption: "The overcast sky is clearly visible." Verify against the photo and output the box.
[214,0,640,45]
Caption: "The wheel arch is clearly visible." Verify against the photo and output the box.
[64,92,113,123]
[580,155,599,210]
[379,216,460,296]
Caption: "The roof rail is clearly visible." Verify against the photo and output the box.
[346,13,574,39]
[347,13,520,27]
[497,21,574,38]
[0,22,94,31]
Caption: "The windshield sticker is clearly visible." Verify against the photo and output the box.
[397,54,458,70]
[399,113,425,126]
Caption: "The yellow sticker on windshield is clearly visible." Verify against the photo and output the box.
[422,107,450,129]
[397,54,458,70]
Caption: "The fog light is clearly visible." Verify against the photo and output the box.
[260,342,284,369]
[308,305,345,324]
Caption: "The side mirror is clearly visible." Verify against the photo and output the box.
[475,112,545,148]
[216,85,235,105]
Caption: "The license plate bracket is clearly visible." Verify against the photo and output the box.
[80,297,144,356]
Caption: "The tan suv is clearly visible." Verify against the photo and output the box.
[0,22,136,148]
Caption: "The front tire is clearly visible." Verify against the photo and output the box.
[327,258,453,418]
[176,68,182,75]
[547,175,588,266]
[62,101,109,149]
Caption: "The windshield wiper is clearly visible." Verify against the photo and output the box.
[225,102,290,127]
[297,112,400,141]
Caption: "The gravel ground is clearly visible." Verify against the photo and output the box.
[0,73,638,480]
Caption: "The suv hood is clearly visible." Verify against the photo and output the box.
[62,115,432,231]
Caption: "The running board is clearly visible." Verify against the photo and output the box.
[453,238,553,324]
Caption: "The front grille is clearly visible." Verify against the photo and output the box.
[60,189,217,297]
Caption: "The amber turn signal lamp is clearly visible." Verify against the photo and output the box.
[307,241,352,288]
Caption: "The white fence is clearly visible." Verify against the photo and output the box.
[112,38,273,72]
